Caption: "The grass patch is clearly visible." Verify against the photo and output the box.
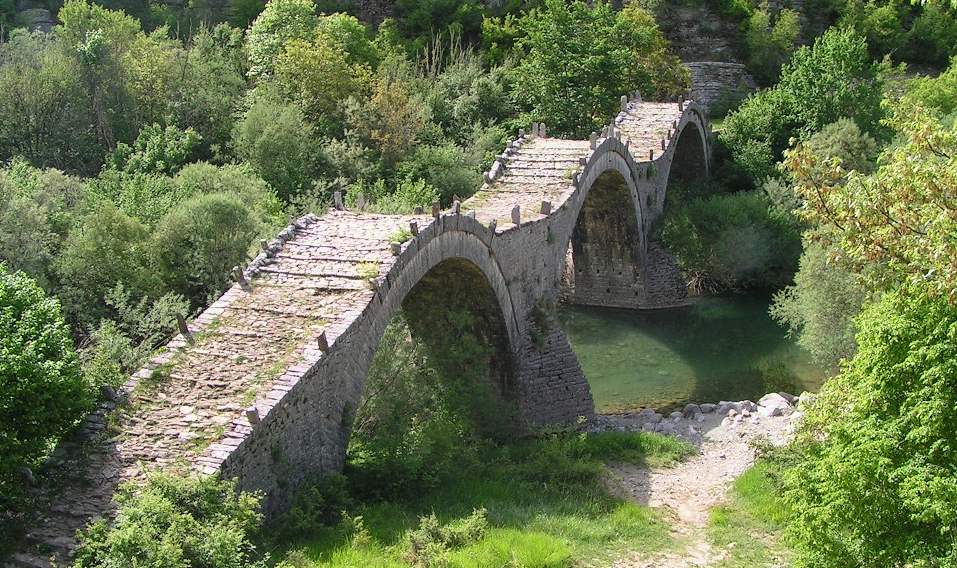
[708,460,792,567]
[272,432,693,567]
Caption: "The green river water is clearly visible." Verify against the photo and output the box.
[558,296,827,413]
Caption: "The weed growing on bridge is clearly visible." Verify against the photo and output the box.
[356,262,380,285]
[389,228,414,245]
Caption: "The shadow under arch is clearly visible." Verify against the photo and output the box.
[662,116,710,191]
[561,167,648,309]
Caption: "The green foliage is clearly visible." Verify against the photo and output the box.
[0,32,100,174]
[396,144,479,204]
[770,240,866,370]
[274,31,370,133]
[662,190,802,292]
[232,88,319,200]
[106,123,202,176]
[903,56,957,117]
[280,474,354,539]
[0,265,92,509]
[74,473,269,568]
[509,0,688,137]
[366,177,440,214]
[393,0,483,49]
[86,170,184,227]
[786,102,957,298]
[55,201,157,327]
[405,509,488,567]
[744,8,800,86]
[836,0,957,65]
[231,0,266,28]
[316,12,378,68]
[0,160,85,289]
[783,290,957,566]
[151,192,260,305]
[245,0,318,79]
[721,27,885,185]
[171,25,248,163]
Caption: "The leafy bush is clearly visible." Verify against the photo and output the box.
[662,191,802,292]
[393,0,483,49]
[0,32,100,174]
[151,193,260,305]
[785,101,957,298]
[405,509,488,567]
[770,240,866,370]
[721,27,885,185]
[275,33,370,134]
[280,474,353,539]
[396,144,479,204]
[106,123,202,176]
[903,56,957,117]
[0,265,92,508]
[173,162,286,228]
[784,290,957,566]
[74,473,269,568]
[367,177,440,214]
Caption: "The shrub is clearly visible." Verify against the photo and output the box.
[74,472,268,568]
[151,193,260,305]
[280,474,353,539]
[173,162,286,228]
[0,265,92,508]
[393,0,483,48]
[405,509,488,567]
[0,32,100,174]
[662,191,802,292]
[396,144,479,204]
[721,28,885,185]
[170,24,248,163]
[744,8,800,86]
[274,32,371,133]
[106,123,202,176]
[368,177,440,214]
[784,290,957,566]
[903,56,957,117]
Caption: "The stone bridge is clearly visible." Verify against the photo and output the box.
[9,96,709,567]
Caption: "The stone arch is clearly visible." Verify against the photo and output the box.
[555,139,650,309]
[658,107,710,196]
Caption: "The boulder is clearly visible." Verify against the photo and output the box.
[668,410,683,421]
[683,403,701,418]
[758,392,794,417]
[699,403,716,413]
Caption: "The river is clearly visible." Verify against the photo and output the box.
[559,296,827,413]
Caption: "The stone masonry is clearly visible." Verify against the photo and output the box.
[7,96,710,567]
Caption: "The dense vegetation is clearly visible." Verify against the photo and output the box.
[3,0,957,564]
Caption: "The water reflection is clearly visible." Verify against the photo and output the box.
[558,296,827,413]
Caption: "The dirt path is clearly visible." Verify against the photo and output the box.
[595,399,802,567]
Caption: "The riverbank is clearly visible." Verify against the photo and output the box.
[596,393,804,567]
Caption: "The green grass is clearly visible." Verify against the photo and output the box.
[273,432,694,567]
[708,460,792,567]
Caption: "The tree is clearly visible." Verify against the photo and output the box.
[274,32,370,132]
[106,123,202,176]
[55,202,156,328]
[785,101,957,299]
[744,8,800,85]
[509,0,688,138]
[0,265,92,507]
[245,0,318,79]
[232,88,319,200]
[151,193,260,305]
[784,290,957,566]
[0,32,100,174]
[721,28,885,185]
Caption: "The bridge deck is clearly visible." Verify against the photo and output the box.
[10,100,696,567]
